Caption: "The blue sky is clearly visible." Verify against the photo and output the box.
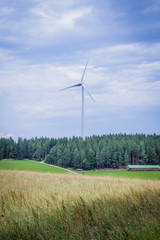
[0,0,160,139]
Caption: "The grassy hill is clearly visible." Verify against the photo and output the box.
[0,160,69,174]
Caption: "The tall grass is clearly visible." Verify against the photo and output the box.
[0,170,160,240]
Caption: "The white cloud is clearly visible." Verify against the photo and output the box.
[1,42,160,121]
[90,43,160,65]
[0,132,14,139]
[0,1,160,137]
[0,1,93,46]
[0,20,160,122]
[0,7,15,15]
[143,0,160,13]
[30,4,91,31]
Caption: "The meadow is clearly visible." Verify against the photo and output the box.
[0,160,68,174]
[1,160,160,181]
[81,169,160,180]
[0,168,160,240]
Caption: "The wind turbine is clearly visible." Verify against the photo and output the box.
[60,60,95,140]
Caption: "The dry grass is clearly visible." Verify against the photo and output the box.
[0,170,160,240]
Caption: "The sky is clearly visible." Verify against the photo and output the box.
[0,0,160,140]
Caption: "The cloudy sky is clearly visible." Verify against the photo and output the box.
[0,0,160,140]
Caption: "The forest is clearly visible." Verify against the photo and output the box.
[0,134,160,170]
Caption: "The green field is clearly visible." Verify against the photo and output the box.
[81,169,160,180]
[0,160,69,174]
[0,160,160,180]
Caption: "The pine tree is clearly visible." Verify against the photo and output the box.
[73,148,80,169]
[82,158,90,170]
[63,146,71,168]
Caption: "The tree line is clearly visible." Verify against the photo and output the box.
[0,134,160,169]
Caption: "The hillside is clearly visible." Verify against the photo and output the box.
[0,160,69,174]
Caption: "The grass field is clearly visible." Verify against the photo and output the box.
[81,169,160,180]
[0,170,160,240]
[0,160,160,180]
[0,160,69,174]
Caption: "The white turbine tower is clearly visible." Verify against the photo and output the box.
[60,60,95,140]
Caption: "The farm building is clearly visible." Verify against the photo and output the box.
[128,165,160,171]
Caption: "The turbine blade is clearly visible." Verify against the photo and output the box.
[81,59,89,83]
[83,86,95,102]
[60,83,81,91]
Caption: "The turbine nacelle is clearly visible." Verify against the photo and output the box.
[60,82,94,102]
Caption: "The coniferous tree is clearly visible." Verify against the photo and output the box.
[63,146,72,168]
[73,148,80,169]
[1,134,160,169]
[82,158,90,170]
